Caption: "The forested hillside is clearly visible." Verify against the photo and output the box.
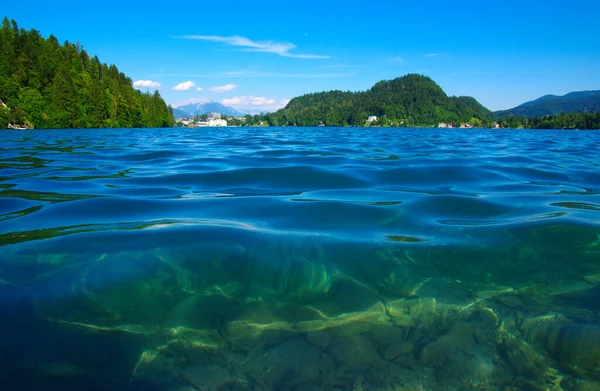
[266,74,494,127]
[0,18,174,129]
[496,90,600,118]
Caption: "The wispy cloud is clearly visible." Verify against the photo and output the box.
[172,81,196,91]
[317,63,356,69]
[222,70,254,76]
[196,87,203,91]
[388,56,405,64]
[221,96,290,112]
[222,96,275,106]
[425,53,441,57]
[132,80,161,89]
[152,72,353,79]
[208,84,237,93]
[180,35,329,59]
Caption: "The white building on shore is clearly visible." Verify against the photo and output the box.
[191,112,228,127]
[206,118,228,127]
[207,113,221,121]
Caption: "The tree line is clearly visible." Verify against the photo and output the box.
[497,112,600,130]
[0,17,174,129]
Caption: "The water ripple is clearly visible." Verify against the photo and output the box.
[0,127,598,248]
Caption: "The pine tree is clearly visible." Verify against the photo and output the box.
[0,18,175,129]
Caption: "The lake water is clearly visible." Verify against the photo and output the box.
[1,127,599,390]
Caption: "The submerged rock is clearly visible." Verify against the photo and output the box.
[240,336,334,389]
[306,331,330,348]
[521,315,600,380]
[182,364,245,390]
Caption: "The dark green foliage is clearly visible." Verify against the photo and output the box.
[0,17,174,129]
[265,74,494,127]
[496,90,600,118]
[498,111,600,130]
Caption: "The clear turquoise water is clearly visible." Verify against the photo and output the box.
[0,127,599,390]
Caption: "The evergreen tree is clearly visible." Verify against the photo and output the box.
[266,74,494,127]
[0,18,174,129]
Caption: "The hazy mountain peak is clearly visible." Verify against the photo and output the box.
[173,101,245,117]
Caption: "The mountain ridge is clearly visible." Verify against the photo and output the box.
[173,101,245,117]
[496,90,600,117]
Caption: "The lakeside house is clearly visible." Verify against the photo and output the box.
[204,113,227,127]
[177,112,228,127]
[367,116,378,123]
[176,118,192,126]
[439,122,475,128]
[207,113,220,121]
[197,118,227,127]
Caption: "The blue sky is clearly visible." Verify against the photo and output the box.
[4,0,600,112]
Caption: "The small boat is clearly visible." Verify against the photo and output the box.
[7,124,28,130]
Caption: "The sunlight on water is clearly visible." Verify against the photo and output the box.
[1,127,599,390]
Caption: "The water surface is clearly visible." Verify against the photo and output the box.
[1,127,599,390]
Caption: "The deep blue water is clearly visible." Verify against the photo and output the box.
[0,127,599,390]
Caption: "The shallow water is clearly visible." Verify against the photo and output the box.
[1,127,599,390]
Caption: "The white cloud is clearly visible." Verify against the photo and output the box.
[208,84,237,93]
[152,72,353,79]
[222,96,275,106]
[221,96,289,113]
[425,53,440,57]
[252,97,277,105]
[172,81,195,91]
[389,56,405,64]
[318,64,355,69]
[222,70,254,76]
[196,87,203,91]
[132,80,161,89]
[181,35,329,59]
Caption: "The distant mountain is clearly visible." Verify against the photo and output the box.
[242,108,272,116]
[267,74,493,127]
[496,90,600,117]
[172,101,245,117]
[171,108,189,118]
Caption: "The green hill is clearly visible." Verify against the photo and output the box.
[0,17,174,129]
[496,90,600,118]
[267,74,494,127]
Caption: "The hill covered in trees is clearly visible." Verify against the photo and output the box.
[496,90,600,118]
[0,18,174,129]
[265,74,494,127]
